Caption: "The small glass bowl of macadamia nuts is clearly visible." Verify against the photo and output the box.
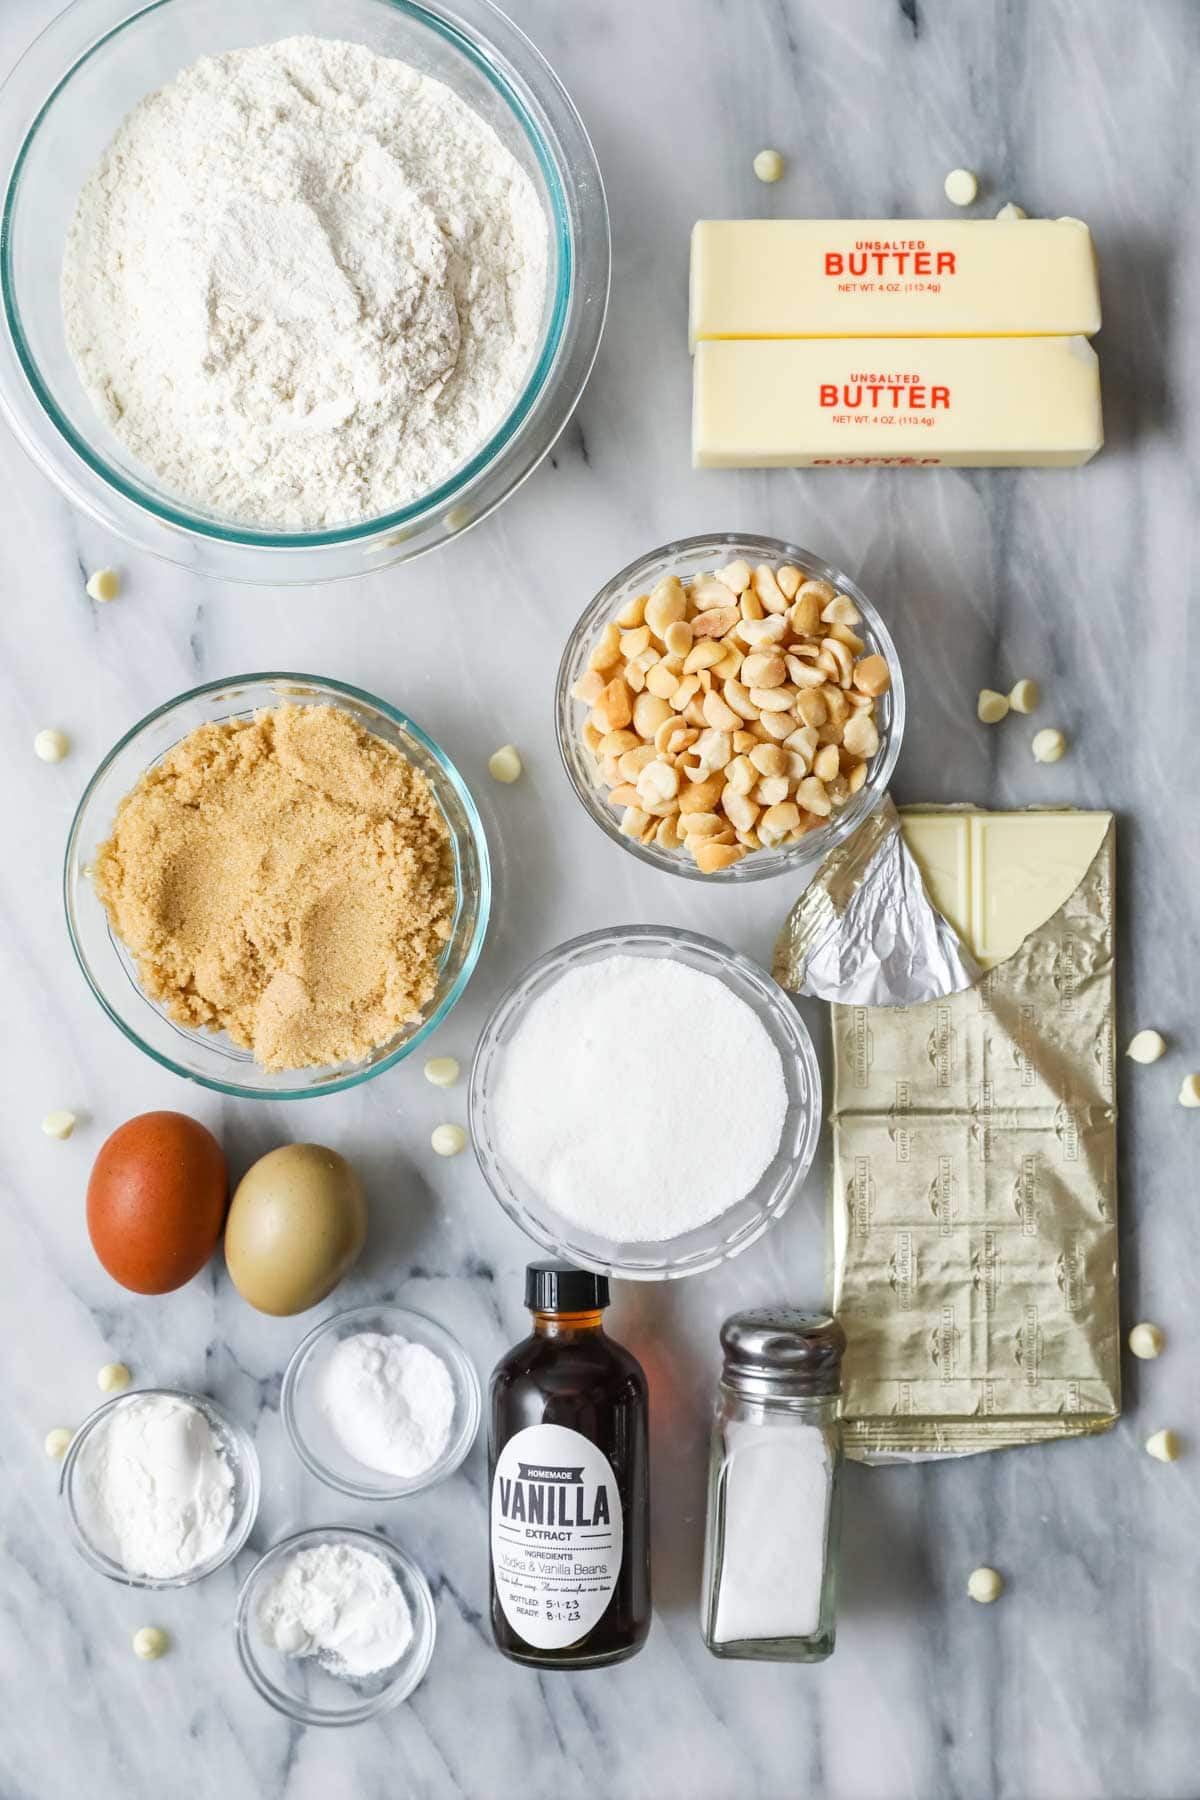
[556,535,904,880]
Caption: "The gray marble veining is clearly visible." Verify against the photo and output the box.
[0,2,1197,1797]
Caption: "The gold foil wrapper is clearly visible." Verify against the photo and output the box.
[824,817,1119,1459]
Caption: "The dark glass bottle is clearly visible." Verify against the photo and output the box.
[488,1261,651,1669]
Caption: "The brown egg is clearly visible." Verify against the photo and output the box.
[224,1144,367,1317]
[87,1112,228,1295]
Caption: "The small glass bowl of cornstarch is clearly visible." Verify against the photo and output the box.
[60,1389,260,1589]
[557,534,904,880]
[469,925,823,1279]
[236,1527,437,1725]
[282,1304,481,1500]
[0,0,610,583]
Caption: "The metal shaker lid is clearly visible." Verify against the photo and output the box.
[719,1309,846,1397]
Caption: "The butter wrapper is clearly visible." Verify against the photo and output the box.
[826,813,1119,1460]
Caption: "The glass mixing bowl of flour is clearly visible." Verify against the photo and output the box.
[0,0,608,584]
[469,925,823,1280]
[64,674,491,1099]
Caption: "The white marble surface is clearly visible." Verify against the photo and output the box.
[1,2,1197,1796]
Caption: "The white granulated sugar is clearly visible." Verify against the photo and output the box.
[61,36,548,528]
[257,1542,413,1681]
[317,1331,456,1479]
[492,956,788,1242]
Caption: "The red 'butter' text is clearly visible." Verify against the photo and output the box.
[819,376,950,410]
[825,248,956,276]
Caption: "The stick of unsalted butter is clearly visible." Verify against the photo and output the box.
[689,219,1101,345]
[692,336,1103,469]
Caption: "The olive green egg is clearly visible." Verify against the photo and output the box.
[225,1143,367,1316]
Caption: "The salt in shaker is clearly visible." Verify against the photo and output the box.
[701,1309,845,1662]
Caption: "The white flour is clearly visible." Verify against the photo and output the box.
[317,1331,456,1478]
[61,36,548,528]
[79,1394,235,1578]
[258,1542,413,1680]
[492,956,788,1242]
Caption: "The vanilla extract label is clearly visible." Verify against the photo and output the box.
[491,1423,623,1651]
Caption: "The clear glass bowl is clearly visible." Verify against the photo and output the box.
[64,673,491,1099]
[469,925,822,1280]
[60,1388,260,1588]
[236,1526,437,1725]
[0,0,609,584]
[556,533,905,882]
[282,1304,481,1500]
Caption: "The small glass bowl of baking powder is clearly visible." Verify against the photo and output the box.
[282,1304,482,1501]
[64,674,491,1101]
[60,1389,260,1589]
[236,1527,437,1726]
[470,925,823,1280]
[556,533,905,882]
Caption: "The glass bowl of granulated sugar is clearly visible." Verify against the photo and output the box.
[469,925,823,1281]
[0,0,609,584]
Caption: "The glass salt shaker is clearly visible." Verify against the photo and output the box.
[701,1309,845,1662]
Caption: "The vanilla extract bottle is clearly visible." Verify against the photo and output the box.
[488,1262,651,1669]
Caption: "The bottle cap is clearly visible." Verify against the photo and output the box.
[719,1308,845,1398]
[525,1260,610,1314]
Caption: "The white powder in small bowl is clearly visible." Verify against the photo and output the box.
[77,1394,235,1579]
[491,955,789,1242]
[317,1332,456,1479]
[257,1542,413,1681]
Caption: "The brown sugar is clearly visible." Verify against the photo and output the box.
[94,704,457,1070]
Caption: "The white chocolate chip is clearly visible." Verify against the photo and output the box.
[44,1427,72,1461]
[1178,1074,1200,1108]
[97,1362,131,1394]
[488,745,523,784]
[424,1055,460,1088]
[34,729,69,763]
[944,167,979,207]
[132,1626,169,1660]
[1008,678,1040,714]
[1126,1029,1166,1065]
[977,689,1009,725]
[41,1109,77,1140]
[753,148,785,184]
[967,1567,1004,1604]
[86,567,120,603]
[431,1123,467,1157]
[1031,727,1067,764]
[994,201,1027,221]
[1128,1322,1165,1360]
[1145,1429,1181,1463]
